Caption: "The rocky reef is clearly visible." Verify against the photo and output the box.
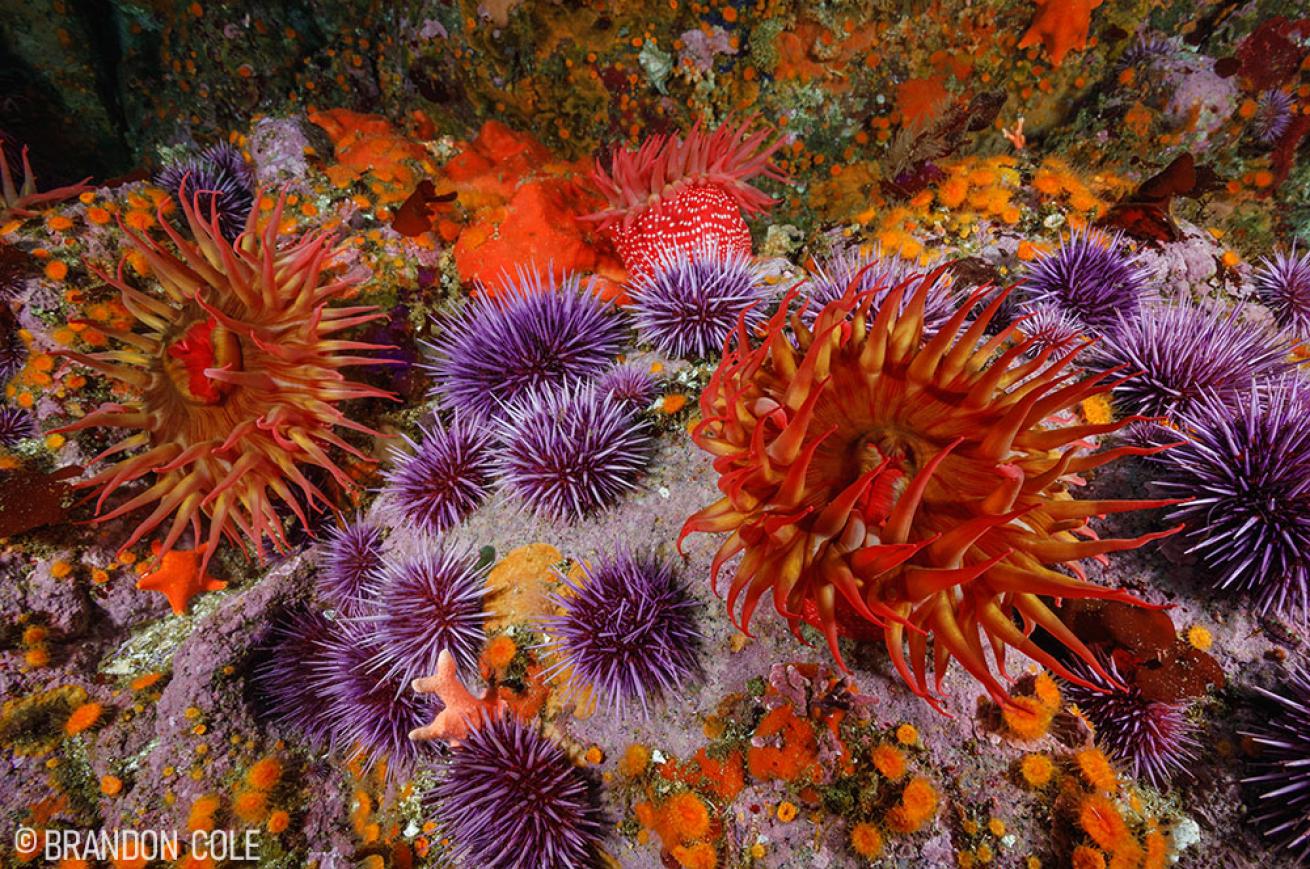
[1,0,1308,867]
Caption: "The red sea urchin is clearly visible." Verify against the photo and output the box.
[55,189,394,569]
[587,118,786,279]
[679,269,1183,708]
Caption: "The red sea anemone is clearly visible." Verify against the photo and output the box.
[56,189,394,570]
[679,269,1183,709]
[587,118,786,279]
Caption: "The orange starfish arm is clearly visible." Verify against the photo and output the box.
[409,649,508,745]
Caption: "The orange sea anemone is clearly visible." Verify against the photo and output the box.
[57,189,394,570]
[679,268,1182,709]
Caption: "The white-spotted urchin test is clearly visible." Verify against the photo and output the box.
[541,549,702,715]
[430,713,607,869]
[424,269,627,422]
[1241,667,1310,862]
[317,519,384,616]
[496,383,652,521]
[354,545,490,689]
[384,417,495,534]
[630,242,766,359]
[1160,377,1310,620]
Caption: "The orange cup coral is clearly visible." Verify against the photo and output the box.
[679,269,1182,708]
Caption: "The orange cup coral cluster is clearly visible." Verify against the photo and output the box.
[679,268,1183,709]
[56,189,394,570]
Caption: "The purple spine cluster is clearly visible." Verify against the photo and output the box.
[1095,302,1287,418]
[1254,245,1310,340]
[317,519,384,616]
[804,246,957,334]
[598,362,659,411]
[630,243,766,359]
[1161,378,1310,620]
[1021,228,1150,336]
[1061,657,1199,787]
[384,417,495,534]
[0,405,36,447]
[495,383,652,521]
[314,621,437,774]
[156,143,255,241]
[541,549,702,716]
[424,269,627,422]
[430,714,607,869]
[1241,667,1310,862]
[355,545,491,688]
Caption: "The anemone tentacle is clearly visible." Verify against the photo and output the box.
[680,267,1182,707]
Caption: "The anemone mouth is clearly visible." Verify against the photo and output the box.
[162,314,243,406]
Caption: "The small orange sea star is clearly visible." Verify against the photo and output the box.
[136,541,227,615]
[409,648,508,745]
[1018,0,1102,67]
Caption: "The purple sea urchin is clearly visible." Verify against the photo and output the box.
[1021,228,1149,335]
[0,317,25,381]
[1251,90,1296,145]
[496,383,652,520]
[425,269,627,422]
[202,142,256,189]
[1016,302,1084,358]
[630,243,766,359]
[802,246,957,331]
[315,621,436,773]
[156,144,255,242]
[384,417,495,534]
[252,609,336,748]
[317,519,384,616]
[1254,245,1310,340]
[430,713,607,869]
[1062,656,1199,787]
[598,362,659,410]
[358,545,490,687]
[0,405,35,447]
[541,549,702,715]
[1160,378,1310,619]
[1094,302,1287,419]
[1242,667,1310,862]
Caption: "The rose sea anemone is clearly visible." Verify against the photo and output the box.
[680,268,1182,708]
